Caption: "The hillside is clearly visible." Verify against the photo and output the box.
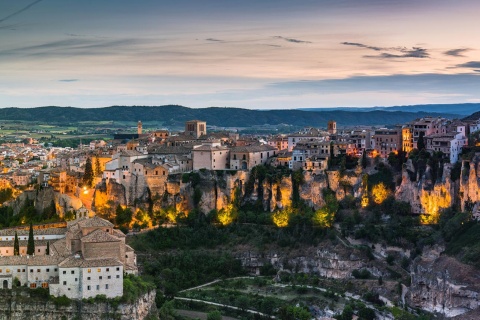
[0,105,461,127]
[300,103,479,116]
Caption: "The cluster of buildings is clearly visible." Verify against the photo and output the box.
[0,214,137,299]
[0,116,478,196]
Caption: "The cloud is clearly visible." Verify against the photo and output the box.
[342,41,429,59]
[58,79,79,82]
[456,61,480,69]
[341,42,382,51]
[0,0,44,24]
[0,38,151,58]
[273,36,311,44]
[444,48,470,57]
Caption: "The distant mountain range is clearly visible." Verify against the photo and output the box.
[299,103,480,116]
[0,105,465,128]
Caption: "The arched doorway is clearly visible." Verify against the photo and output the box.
[241,161,248,170]
[3,280,8,289]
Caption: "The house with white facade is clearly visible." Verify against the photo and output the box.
[0,216,136,299]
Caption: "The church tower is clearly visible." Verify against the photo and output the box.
[137,121,142,135]
[327,120,337,135]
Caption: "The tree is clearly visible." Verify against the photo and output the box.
[83,157,94,187]
[46,241,50,255]
[207,310,222,320]
[361,151,368,169]
[27,223,35,255]
[417,131,425,150]
[14,232,19,256]
[95,156,102,177]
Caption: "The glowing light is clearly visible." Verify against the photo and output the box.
[372,183,389,204]
[313,207,334,228]
[420,185,452,224]
[217,203,236,226]
[272,207,292,227]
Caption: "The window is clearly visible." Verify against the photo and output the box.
[88,269,91,273]
[87,277,91,280]
[108,276,111,279]
[42,283,48,288]
[71,270,74,274]
[63,271,66,274]
[54,268,57,272]
[63,281,67,285]
[30,269,33,273]
[17,269,20,272]
[116,267,120,271]
[75,278,78,282]
[37,269,40,273]
[99,276,102,280]
[46,268,50,272]
[97,268,101,272]
[116,275,120,279]
[105,284,109,289]
[87,285,91,290]
[106,229,109,233]
[96,285,99,290]
[106,268,109,272]
[22,269,25,272]
[30,283,37,289]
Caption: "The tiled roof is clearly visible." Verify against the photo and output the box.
[51,239,71,257]
[0,240,50,247]
[75,216,114,228]
[0,228,67,237]
[0,254,62,266]
[112,229,126,238]
[125,245,134,252]
[58,256,123,268]
[81,229,120,243]
[230,145,276,153]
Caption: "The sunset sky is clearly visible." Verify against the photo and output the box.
[1,0,479,109]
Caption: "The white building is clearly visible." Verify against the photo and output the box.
[0,216,136,299]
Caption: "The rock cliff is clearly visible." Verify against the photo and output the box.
[409,247,480,318]
[0,289,157,320]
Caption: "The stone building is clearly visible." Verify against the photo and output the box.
[0,216,136,299]
[185,120,207,138]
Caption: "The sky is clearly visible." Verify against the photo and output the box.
[0,0,479,109]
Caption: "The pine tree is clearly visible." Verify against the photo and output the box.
[95,156,102,177]
[83,157,94,187]
[13,231,19,256]
[417,132,426,150]
[46,241,50,255]
[361,151,368,169]
[27,223,35,255]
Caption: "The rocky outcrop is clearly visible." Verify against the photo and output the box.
[156,168,363,214]
[409,247,480,318]
[459,155,480,212]
[236,244,369,279]
[11,187,83,217]
[0,289,157,320]
[395,161,454,221]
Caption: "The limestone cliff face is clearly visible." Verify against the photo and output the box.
[459,155,480,211]
[236,244,368,279]
[11,187,83,217]
[409,247,480,318]
[93,179,128,210]
[154,168,363,214]
[395,161,455,221]
[0,290,157,320]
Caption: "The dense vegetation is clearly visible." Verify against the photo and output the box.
[0,105,459,127]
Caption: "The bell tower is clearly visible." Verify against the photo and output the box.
[137,120,142,135]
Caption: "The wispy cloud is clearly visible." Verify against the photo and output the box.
[58,79,79,82]
[367,47,429,59]
[341,42,382,51]
[444,48,470,57]
[341,41,429,59]
[456,61,480,69]
[205,38,223,42]
[0,0,44,24]
[273,36,311,44]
